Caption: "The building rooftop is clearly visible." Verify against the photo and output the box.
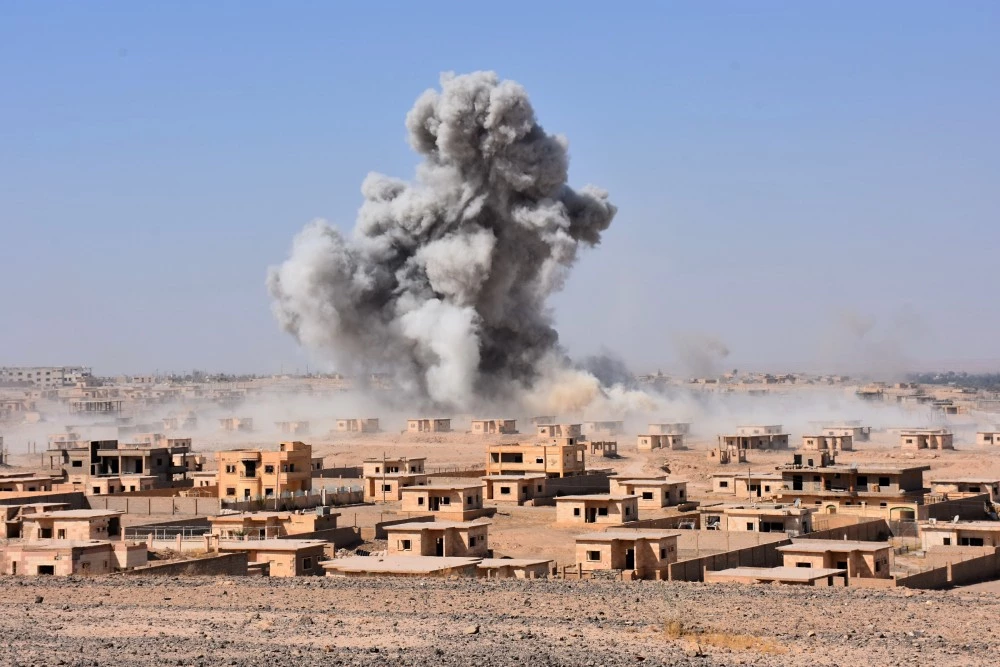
[211,511,341,521]
[710,472,783,479]
[383,520,491,531]
[31,509,123,519]
[322,555,479,574]
[557,494,638,502]
[710,566,846,582]
[218,539,327,551]
[478,557,551,568]
[920,521,1000,531]
[614,478,687,487]
[576,530,681,541]
[401,483,484,492]
[482,474,547,481]
[777,540,892,553]
[929,477,1000,484]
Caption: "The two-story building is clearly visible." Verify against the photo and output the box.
[363,457,428,502]
[400,483,487,521]
[216,441,313,501]
[486,440,586,478]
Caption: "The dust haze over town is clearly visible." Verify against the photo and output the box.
[2,3,1000,667]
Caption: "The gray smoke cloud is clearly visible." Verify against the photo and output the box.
[267,71,617,409]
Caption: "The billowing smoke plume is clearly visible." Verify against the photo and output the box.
[267,72,617,409]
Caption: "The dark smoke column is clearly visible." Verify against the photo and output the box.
[267,71,617,409]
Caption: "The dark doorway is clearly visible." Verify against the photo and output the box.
[435,538,444,557]
[37,565,54,575]
[624,548,635,570]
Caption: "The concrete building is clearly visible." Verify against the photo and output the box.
[407,418,451,433]
[535,423,582,438]
[647,423,690,436]
[929,477,1000,502]
[400,483,487,521]
[363,457,428,502]
[700,503,814,534]
[0,540,146,576]
[335,418,379,433]
[900,429,954,451]
[977,431,1000,447]
[589,440,618,458]
[705,566,846,586]
[217,539,326,576]
[275,421,310,436]
[486,440,586,478]
[777,539,893,579]
[707,445,747,465]
[0,366,92,388]
[636,434,685,451]
[385,520,490,558]
[609,477,687,508]
[819,423,871,442]
[555,495,639,524]
[801,434,853,453]
[0,473,56,493]
[482,475,547,505]
[582,420,625,437]
[50,438,195,495]
[718,425,790,450]
[22,509,122,541]
[775,454,930,520]
[919,520,1000,549]
[218,417,254,432]
[209,510,339,539]
[478,558,552,580]
[471,419,517,435]
[711,472,783,499]
[323,555,482,578]
[216,441,313,500]
[575,530,679,579]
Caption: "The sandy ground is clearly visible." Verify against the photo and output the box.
[1,575,997,666]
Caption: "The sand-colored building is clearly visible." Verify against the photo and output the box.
[486,440,586,478]
[977,431,1000,447]
[801,434,853,453]
[471,419,517,435]
[482,475,547,505]
[363,457,428,502]
[588,440,618,458]
[919,520,1000,549]
[711,471,783,499]
[705,566,846,586]
[275,421,310,436]
[555,494,639,525]
[707,445,747,465]
[647,423,690,436]
[929,477,1000,502]
[535,423,582,438]
[819,423,871,442]
[700,503,814,534]
[575,529,679,579]
[0,540,146,576]
[0,473,56,493]
[216,441,313,500]
[324,555,481,578]
[636,433,685,451]
[777,539,893,579]
[385,520,490,558]
[718,425,790,451]
[478,558,552,579]
[209,510,339,539]
[217,539,326,577]
[400,483,487,521]
[900,429,954,451]
[22,509,122,542]
[219,417,254,432]
[407,418,451,433]
[609,478,687,508]
[335,418,379,433]
[50,437,195,495]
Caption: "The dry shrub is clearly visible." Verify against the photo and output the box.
[662,617,786,655]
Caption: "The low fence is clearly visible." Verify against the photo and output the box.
[221,488,363,512]
[88,496,222,516]
[124,552,249,577]
[427,466,486,479]
[669,541,789,582]
[925,494,991,522]
[315,466,363,479]
[799,518,891,542]
[896,548,1000,590]
[543,473,611,497]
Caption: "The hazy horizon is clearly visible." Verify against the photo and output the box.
[2,2,998,379]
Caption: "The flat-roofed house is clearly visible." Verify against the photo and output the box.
[218,417,253,432]
[482,475,547,505]
[22,509,123,541]
[363,457,428,502]
[471,419,517,435]
[609,477,687,508]
[400,483,487,521]
[919,521,1000,549]
[486,441,586,478]
[0,473,56,493]
[777,539,893,579]
[801,434,853,453]
[900,429,954,450]
[0,540,146,576]
[700,504,813,534]
[718,425,790,450]
[385,520,490,558]
[636,434,686,451]
[929,477,1000,502]
[209,510,339,539]
[582,420,624,437]
[555,495,639,524]
[705,566,846,586]
[478,557,552,579]
[647,423,690,436]
[407,418,451,433]
[820,423,871,442]
[575,530,679,579]
[535,423,582,438]
[323,555,481,578]
[217,539,326,577]
[336,418,380,433]
[711,472,783,499]
[977,431,1000,447]
[588,441,618,457]
[216,441,313,501]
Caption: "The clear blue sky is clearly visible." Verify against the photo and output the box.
[1,2,998,376]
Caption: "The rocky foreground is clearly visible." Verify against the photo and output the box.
[0,576,995,666]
